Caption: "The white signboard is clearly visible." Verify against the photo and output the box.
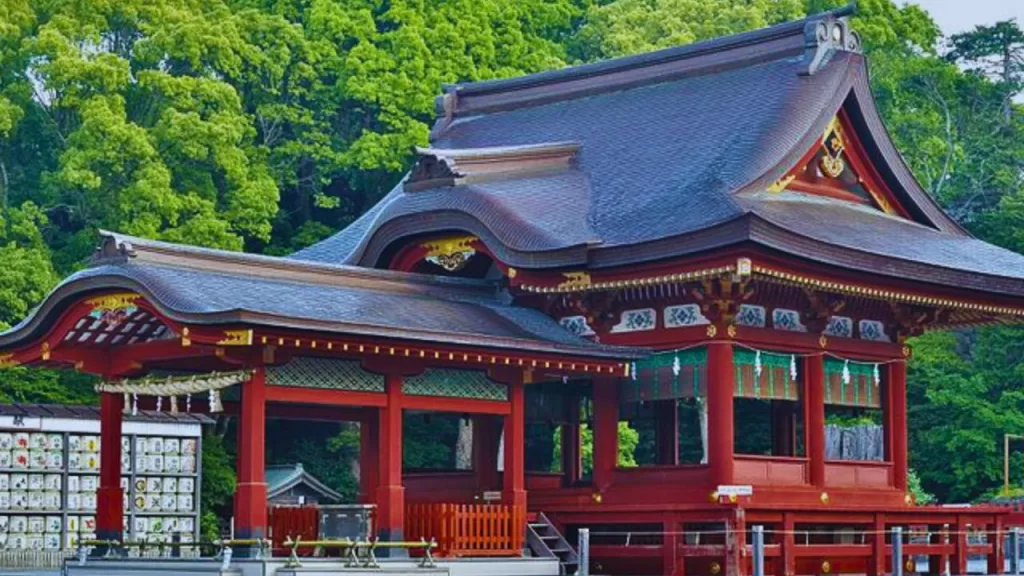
[717,485,753,497]
[482,491,502,502]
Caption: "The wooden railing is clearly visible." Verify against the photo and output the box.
[405,503,524,557]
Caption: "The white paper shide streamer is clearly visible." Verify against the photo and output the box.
[96,370,251,414]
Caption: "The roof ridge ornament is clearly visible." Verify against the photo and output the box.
[91,232,136,265]
[801,11,862,76]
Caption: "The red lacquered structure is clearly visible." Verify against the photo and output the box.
[3,6,1024,576]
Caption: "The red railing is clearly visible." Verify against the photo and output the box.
[405,503,524,557]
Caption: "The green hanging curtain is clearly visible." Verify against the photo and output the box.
[732,349,800,401]
[823,358,881,408]
[619,348,707,405]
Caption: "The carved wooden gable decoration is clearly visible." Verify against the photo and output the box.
[769,111,911,219]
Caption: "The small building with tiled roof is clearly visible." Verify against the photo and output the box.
[1,5,1021,575]
[266,464,343,506]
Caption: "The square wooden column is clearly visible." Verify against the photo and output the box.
[377,372,405,543]
[234,367,268,550]
[592,376,619,491]
[706,341,735,486]
[805,355,826,488]
[889,361,909,493]
[655,400,679,466]
[473,415,502,492]
[562,393,582,487]
[503,377,526,509]
[360,415,379,504]
[96,392,124,547]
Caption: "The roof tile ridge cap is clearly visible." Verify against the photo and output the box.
[96,230,494,292]
[443,4,856,100]
[758,191,941,232]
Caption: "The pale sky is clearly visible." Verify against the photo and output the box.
[910,0,1024,35]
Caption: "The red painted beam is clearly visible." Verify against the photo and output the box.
[402,394,510,415]
[590,545,662,558]
[265,385,386,407]
[792,544,872,557]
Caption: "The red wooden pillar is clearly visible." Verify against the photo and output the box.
[805,355,826,488]
[867,514,886,576]
[780,513,796,576]
[562,394,582,487]
[503,377,526,509]
[707,342,735,486]
[890,361,909,493]
[655,400,679,466]
[663,514,681,576]
[474,415,502,492]
[377,372,405,543]
[952,517,969,576]
[989,519,1004,576]
[96,392,124,546]
[360,415,379,504]
[592,376,619,491]
[234,367,268,548]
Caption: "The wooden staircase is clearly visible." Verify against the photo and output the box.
[526,512,579,575]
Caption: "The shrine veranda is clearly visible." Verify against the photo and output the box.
[4,6,1024,576]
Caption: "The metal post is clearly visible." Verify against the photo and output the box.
[1013,528,1021,575]
[753,525,765,576]
[892,527,904,576]
[579,528,590,576]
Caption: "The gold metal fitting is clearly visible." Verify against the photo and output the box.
[592,493,603,504]
[820,492,830,504]
[821,560,832,574]
[710,562,722,575]
[709,491,720,503]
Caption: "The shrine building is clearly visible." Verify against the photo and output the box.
[3,5,1024,576]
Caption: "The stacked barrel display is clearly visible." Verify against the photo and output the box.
[0,426,201,553]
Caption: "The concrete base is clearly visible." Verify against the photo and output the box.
[64,556,560,576]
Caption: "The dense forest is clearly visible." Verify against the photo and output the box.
[2,0,1024,533]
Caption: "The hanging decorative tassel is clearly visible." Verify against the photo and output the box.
[170,396,178,415]
[156,396,163,412]
[131,393,138,416]
[790,355,798,380]
[186,393,192,413]
[754,350,763,378]
[672,355,681,376]
[842,359,851,385]
[631,362,638,381]
[562,375,569,384]
[123,393,130,415]
[211,389,223,413]
[873,363,880,386]
[208,389,215,412]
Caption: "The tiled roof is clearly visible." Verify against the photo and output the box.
[266,463,343,503]
[290,8,1024,296]
[0,233,641,360]
[0,403,213,425]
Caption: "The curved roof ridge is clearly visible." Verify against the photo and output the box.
[432,4,859,122]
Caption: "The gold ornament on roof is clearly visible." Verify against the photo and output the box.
[0,354,17,369]
[85,293,140,312]
[422,236,478,272]
[217,329,253,346]
[820,117,847,178]
[557,271,592,291]
[767,173,796,193]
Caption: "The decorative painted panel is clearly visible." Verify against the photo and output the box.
[733,349,799,401]
[610,308,656,333]
[559,315,595,337]
[823,358,881,408]
[772,308,807,332]
[735,304,767,328]
[266,357,384,392]
[402,369,508,401]
[620,348,707,404]
[858,320,889,342]
[664,304,709,328]
[824,316,853,338]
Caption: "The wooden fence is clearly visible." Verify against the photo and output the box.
[406,503,524,557]
[268,505,319,556]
